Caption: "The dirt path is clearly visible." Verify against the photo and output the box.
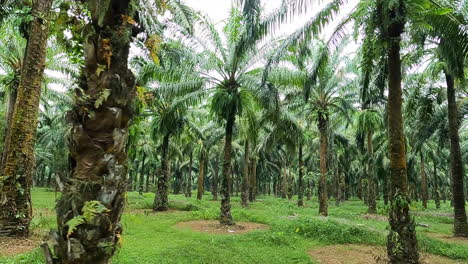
[308,244,463,264]
[174,220,268,235]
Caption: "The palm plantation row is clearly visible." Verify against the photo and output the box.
[0,0,466,263]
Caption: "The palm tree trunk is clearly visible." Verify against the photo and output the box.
[298,143,304,206]
[212,156,219,200]
[0,87,17,173]
[42,1,136,262]
[445,72,468,237]
[155,134,170,211]
[241,140,249,207]
[281,167,287,199]
[318,116,328,216]
[197,152,205,200]
[249,156,257,202]
[220,113,235,225]
[420,152,428,209]
[367,131,377,214]
[433,160,440,209]
[0,0,52,237]
[386,5,419,262]
[185,152,193,197]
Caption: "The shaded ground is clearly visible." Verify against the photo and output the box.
[308,244,462,264]
[0,237,41,257]
[174,220,268,235]
[427,233,468,246]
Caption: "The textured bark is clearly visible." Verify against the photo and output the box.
[318,116,328,216]
[367,131,377,214]
[185,152,193,197]
[386,5,419,262]
[43,1,136,262]
[220,113,235,225]
[420,153,428,209]
[298,143,304,206]
[0,87,18,173]
[248,157,256,202]
[241,140,249,207]
[196,152,205,200]
[445,72,468,237]
[154,134,170,211]
[0,0,52,237]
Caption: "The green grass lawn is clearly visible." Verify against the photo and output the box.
[1,188,467,264]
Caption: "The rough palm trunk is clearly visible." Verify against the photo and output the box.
[420,153,428,209]
[154,134,170,211]
[249,156,257,202]
[386,5,419,262]
[367,131,377,214]
[220,113,235,225]
[197,152,205,200]
[0,0,52,237]
[241,140,249,207]
[185,152,193,197]
[42,1,136,263]
[298,143,304,206]
[0,87,18,173]
[318,115,328,216]
[445,72,468,237]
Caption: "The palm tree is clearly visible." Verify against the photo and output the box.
[43,1,138,262]
[0,0,53,237]
[356,109,383,214]
[269,40,355,216]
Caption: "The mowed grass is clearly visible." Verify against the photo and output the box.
[1,188,467,264]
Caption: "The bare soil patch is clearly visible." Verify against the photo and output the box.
[0,236,41,257]
[174,220,268,235]
[308,244,461,264]
[361,214,388,221]
[427,233,468,245]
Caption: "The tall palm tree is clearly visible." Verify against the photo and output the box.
[0,0,53,237]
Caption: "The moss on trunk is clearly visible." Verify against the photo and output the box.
[0,0,53,237]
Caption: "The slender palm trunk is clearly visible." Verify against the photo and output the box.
[420,152,428,209]
[154,134,170,211]
[445,72,468,237]
[220,113,235,225]
[185,152,193,197]
[212,157,219,200]
[433,160,440,209]
[318,116,328,216]
[386,6,419,262]
[249,157,256,202]
[43,1,136,262]
[197,152,205,200]
[298,143,304,206]
[0,0,52,237]
[241,140,249,207]
[367,131,377,214]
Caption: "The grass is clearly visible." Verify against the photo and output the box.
[0,188,467,264]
